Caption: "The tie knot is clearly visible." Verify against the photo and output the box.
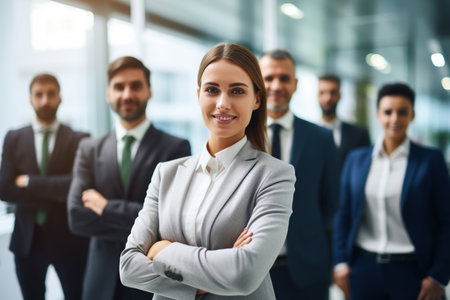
[206,157,223,175]
[270,123,282,132]
[122,135,136,146]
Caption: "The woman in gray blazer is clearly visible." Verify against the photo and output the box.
[120,42,296,300]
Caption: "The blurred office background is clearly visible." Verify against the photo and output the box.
[0,0,449,299]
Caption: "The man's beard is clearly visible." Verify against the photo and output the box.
[114,99,147,122]
[35,107,57,123]
[321,105,337,117]
[267,102,290,112]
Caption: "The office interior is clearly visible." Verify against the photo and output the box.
[0,0,449,299]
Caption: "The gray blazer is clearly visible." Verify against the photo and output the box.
[120,141,295,300]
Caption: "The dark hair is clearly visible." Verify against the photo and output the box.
[197,42,268,152]
[260,49,296,66]
[377,83,415,108]
[319,73,341,88]
[29,73,60,93]
[107,56,151,86]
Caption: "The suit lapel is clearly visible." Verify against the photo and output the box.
[290,117,306,166]
[355,149,372,215]
[401,141,418,209]
[23,126,40,174]
[166,156,199,242]
[201,142,258,248]
[47,124,67,174]
[99,132,124,195]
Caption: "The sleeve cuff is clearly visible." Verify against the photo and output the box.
[429,276,445,289]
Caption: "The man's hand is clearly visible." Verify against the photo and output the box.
[15,175,29,188]
[417,277,444,300]
[333,265,351,299]
[82,189,107,216]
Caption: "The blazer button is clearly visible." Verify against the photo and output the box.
[164,270,174,279]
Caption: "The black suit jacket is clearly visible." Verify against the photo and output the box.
[339,121,371,167]
[67,125,191,300]
[0,124,89,256]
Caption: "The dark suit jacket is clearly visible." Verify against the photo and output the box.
[333,142,450,286]
[285,117,340,288]
[67,125,191,300]
[0,124,89,256]
[339,121,370,167]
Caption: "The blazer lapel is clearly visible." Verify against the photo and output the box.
[355,149,372,216]
[99,132,124,195]
[290,117,306,166]
[165,155,199,242]
[201,142,258,248]
[23,126,40,174]
[47,124,67,174]
[401,141,418,209]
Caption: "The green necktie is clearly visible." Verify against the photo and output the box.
[120,135,136,188]
[37,129,50,226]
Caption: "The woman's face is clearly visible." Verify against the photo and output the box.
[377,95,414,142]
[198,59,260,149]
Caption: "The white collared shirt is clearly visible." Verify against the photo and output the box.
[267,111,294,163]
[115,119,151,164]
[182,136,247,246]
[356,136,414,254]
[318,117,342,147]
[32,119,60,169]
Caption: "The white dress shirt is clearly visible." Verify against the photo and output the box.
[318,117,342,147]
[182,136,247,246]
[32,119,60,169]
[356,137,414,254]
[115,119,150,164]
[267,111,294,163]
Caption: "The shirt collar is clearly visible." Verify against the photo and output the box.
[197,136,248,174]
[373,136,410,158]
[115,118,151,142]
[32,119,60,134]
[267,111,294,130]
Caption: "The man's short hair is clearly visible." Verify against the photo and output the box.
[319,73,341,87]
[107,56,151,86]
[377,82,415,108]
[29,73,60,93]
[260,49,296,66]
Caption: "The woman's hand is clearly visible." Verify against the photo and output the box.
[147,240,172,260]
[233,227,253,248]
[333,265,351,299]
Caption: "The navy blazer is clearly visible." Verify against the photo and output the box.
[67,125,191,300]
[333,142,450,285]
[0,124,89,256]
[339,121,371,167]
[285,117,340,288]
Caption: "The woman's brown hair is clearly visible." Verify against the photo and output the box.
[197,43,268,152]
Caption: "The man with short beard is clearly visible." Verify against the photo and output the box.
[0,73,90,300]
[67,56,191,300]
[317,73,371,167]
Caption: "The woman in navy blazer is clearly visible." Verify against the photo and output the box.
[333,83,450,300]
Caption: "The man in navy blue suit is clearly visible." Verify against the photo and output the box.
[316,73,371,167]
[260,50,340,300]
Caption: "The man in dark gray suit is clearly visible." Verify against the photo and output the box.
[260,50,339,300]
[67,56,191,300]
[0,73,89,300]
[317,73,371,166]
